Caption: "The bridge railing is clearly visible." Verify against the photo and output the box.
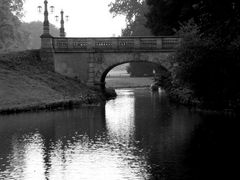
[52,37,180,52]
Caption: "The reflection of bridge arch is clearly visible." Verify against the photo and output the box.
[41,36,180,89]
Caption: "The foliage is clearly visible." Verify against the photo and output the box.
[196,0,240,39]
[109,0,151,36]
[122,11,151,36]
[145,0,240,37]
[21,21,59,49]
[0,0,26,52]
[109,0,146,23]
[145,0,240,108]
[145,0,196,35]
[174,20,240,108]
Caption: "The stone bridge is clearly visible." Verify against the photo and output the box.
[39,0,180,89]
[41,36,180,89]
[41,0,180,87]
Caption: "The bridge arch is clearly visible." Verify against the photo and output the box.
[88,52,175,89]
[100,61,171,89]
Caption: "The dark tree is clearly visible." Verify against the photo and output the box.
[170,1,240,109]
[145,0,240,39]
[145,0,197,35]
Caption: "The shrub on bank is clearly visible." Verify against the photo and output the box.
[171,20,240,111]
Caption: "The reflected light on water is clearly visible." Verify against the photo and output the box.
[0,89,150,179]
[47,134,149,180]
[105,89,135,144]
[1,133,45,180]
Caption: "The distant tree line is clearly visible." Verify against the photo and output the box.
[0,0,59,52]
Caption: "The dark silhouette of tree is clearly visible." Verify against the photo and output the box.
[145,0,197,35]
[145,0,240,38]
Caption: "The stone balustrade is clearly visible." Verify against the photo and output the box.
[52,37,181,52]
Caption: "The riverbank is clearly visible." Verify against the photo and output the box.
[0,50,105,115]
[167,85,240,114]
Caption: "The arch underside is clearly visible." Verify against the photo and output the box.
[90,52,175,88]
[101,61,169,83]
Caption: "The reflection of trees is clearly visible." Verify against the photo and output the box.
[134,90,201,179]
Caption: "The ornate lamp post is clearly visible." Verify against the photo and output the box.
[38,0,69,50]
[38,0,55,49]
[55,10,69,37]
[60,10,65,37]
[38,0,55,37]
[38,0,54,52]
[38,0,69,38]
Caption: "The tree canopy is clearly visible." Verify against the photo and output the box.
[109,0,151,36]
[166,1,240,109]
[0,0,26,52]
[145,0,240,37]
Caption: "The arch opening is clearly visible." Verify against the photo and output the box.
[100,61,171,90]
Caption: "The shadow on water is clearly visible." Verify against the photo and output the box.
[0,88,238,179]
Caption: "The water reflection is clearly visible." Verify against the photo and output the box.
[0,88,236,179]
[0,89,150,179]
[1,132,45,180]
[106,89,135,144]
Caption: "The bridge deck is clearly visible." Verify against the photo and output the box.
[53,36,181,52]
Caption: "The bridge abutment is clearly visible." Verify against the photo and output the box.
[40,34,55,70]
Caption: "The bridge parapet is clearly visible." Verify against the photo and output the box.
[52,37,181,52]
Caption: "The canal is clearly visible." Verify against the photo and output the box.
[0,88,237,179]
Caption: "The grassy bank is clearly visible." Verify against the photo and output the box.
[0,50,103,114]
[106,77,154,88]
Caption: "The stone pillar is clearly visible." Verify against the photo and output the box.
[60,10,66,37]
[40,0,54,70]
[40,0,53,50]
[112,38,118,49]
[134,38,141,49]
[87,38,95,50]
[157,38,163,49]
[87,54,95,87]
[43,0,49,35]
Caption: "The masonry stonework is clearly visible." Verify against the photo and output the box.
[41,36,180,89]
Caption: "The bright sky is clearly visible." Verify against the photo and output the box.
[23,0,126,37]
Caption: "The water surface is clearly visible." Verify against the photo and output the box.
[0,88,237,179]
